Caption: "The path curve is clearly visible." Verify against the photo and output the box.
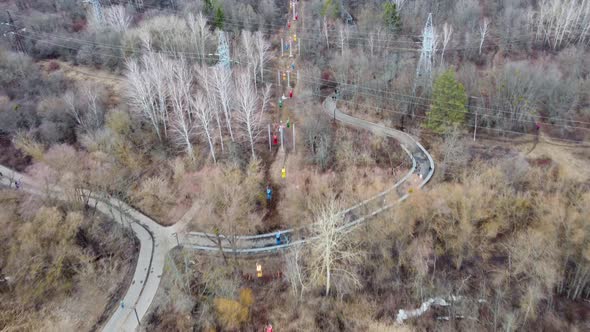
[183,95,435,253]
[0,165,175,332]
[0,96,433,330]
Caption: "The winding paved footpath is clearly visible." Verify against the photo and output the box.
[0,96,433,330]
[0,165,178,332]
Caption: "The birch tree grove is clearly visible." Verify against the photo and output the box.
[168,58,197,160]
[308,197,362,296]
[235,70,267,159]
[186,13,211,65]
[122,30,276,161]
[125,59,162,140]
[211,66,235,142]
[125,45,170,142]
[197,65,224,152]
[534,0,590,49]
[240,31,258,88]
[254,31,271,83]
[143,48,171,139]
[191,94,216,163]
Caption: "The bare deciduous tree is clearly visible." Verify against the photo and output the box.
[308,197,362,296]
[82,84,104,130]
[211,66,235,142]
[234,71,270,159]
[240,31,258,88]
[254,31,271,83]
[65,83,106,133]
[186,13,211,65]
[142,41,171,138]
[103,5,131,32]
[63,90,81,126]
[168,58,197,160]
[490,63,539,131]
[284,245,306,299]
[323,16,330,49]
[392,0,407,10]
[479,18,490,55]
[339,23,347,56]
[191,94,217,163]
[368,31,375,57]
[196,65,224,152]
[441,22,453,64]
[125,52,169,141]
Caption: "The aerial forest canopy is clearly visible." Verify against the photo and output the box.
[0,0,589,331]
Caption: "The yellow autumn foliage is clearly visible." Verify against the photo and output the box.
[213,288,254,329]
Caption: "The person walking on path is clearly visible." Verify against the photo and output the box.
[266,185,273,202]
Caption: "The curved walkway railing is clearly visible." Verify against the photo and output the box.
[183,95,435,254]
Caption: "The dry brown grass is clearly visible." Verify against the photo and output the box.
[520,140,590,182]
[0,190,135,331]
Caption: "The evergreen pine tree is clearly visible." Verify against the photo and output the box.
[214,6,225,30]
[425,69,467,134]
[321,0,341,19]
[204,0,214,14]
[383,2,401,31]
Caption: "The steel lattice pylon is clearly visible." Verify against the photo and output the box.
[90,0,104,24]
[217,31,231,69]
[415,13,435,90]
